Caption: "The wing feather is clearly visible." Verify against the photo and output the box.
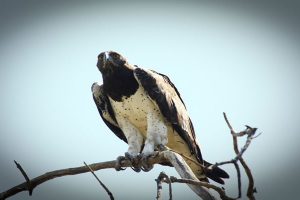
[92,83,127,143]
[133,67,203,163]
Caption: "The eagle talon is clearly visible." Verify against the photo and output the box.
[131,166,142,172]
[140,153,155,172]
[141,164,153,172]
[115,156,126,171]
[125,152,142,172]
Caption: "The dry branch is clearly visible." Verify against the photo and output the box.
[84,161,114,200]
[0,154,168,200]
[153,113,259,200]
[156,172,172,200]
[223,112,257,200]
[0,151,217,200]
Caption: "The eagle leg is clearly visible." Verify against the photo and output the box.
[140,151,158,172]
[125,152,142,172]
[115,156,127,171]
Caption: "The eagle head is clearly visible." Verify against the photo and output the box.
[97,51,128,74]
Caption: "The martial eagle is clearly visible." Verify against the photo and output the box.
[91,51,229,184]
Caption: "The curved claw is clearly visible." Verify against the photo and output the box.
[141,164,153,172]
[131,166,142,172]
[115,156,127,171]
[125,152,142,173]
[140,153,156,172]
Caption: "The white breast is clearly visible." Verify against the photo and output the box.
[109,86,162,137]
[108,82,194,161]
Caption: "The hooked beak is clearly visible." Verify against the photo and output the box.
[104,51,111,63]
[97,51,114,73]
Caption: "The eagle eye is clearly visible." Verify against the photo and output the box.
[111,53,119,59]
[98,53,104,60]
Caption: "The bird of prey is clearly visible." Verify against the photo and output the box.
[91,51,229,184]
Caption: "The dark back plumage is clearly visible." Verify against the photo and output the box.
[133,67,204,163]
[133,67,229,184]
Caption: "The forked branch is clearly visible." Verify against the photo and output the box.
[155,113,259,200]
[0,154,169,200]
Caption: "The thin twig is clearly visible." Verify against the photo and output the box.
[156,171,237,200]
[0,153,169,200]
[223,112,257,200]
[208,159,241,199]
[168,176,235,200]
[204,113,258,199]
[13,161,33,196]
[168,149,204,168]
[84,162,114,200]
[233,162,242,198]
[155,172,173,200]
[155,173,164,200]
[166,175,173,200]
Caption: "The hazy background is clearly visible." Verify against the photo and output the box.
[1,0,300,199]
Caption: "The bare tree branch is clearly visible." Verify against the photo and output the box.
[0,155,168,200]
[13,160,33,196]
[169,176,234,200]
[223,112,258,200]
[155,173,163,200]
[155,172,172,200]
[156,113,259,200]
[1,151,217,200]
[83,162,114,200]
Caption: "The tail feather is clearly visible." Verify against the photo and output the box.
[203,160,229,184]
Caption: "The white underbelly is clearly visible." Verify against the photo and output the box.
[109,87,161,137]
[109,87,195,164]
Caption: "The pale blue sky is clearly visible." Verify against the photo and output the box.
[1,1,300,200]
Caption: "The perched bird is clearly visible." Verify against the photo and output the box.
[92,51,229,184]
